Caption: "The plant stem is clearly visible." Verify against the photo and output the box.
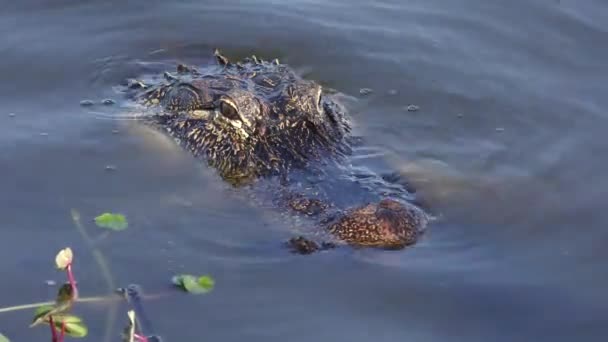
[70,209,116,291]
[134,333,148,342]
[71,209,118,342]
[66,264,79,300]
[59,321,66,342]
[49,316,57,342]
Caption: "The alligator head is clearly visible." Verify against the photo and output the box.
[128,50,351,184]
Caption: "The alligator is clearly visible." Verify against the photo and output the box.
[117,49,430,254]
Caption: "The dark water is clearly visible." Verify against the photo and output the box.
[1,0,607,341]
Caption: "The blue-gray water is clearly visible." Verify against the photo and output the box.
[1,0,607,341]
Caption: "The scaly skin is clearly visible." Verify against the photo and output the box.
[121,49,430,254]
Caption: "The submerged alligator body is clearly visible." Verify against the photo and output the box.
[119,49,430,254]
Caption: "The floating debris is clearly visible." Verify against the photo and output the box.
[406,104,420,112]
[111,129,119,134]
[101,99,116,106]
[39,132,49,136]
[148,48,166,56]
[79,100,94,107]
[8,112,15,117]
[45,280,57,286]
[495,127,505,132]
[388,89,398,95]
[359,88,373,96]
[456,113,464,118]
[104,165,117,171]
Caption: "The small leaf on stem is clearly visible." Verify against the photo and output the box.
[33,305,55,319]
[30,284,75,327]
[30,303,72,327]
[30,305,55,327]
[55,248,73,270]
[94,213,128,231]
[0,333,10,342]
[52,314,88,338]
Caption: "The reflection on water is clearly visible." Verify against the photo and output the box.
[1,0,607,341]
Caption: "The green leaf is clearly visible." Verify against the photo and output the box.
[34,305,54,319]
[94,213,128,231]
[197,275,215,291]
[53,314,82,324]
[55,247,73,270]
[172,274,215,294]
[52,314,88,338]
[0,333,10,342]
[30,293,73,328]
[30,305,55,327]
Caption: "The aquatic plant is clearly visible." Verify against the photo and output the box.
[29,247,86,341]
[0,211,215,342]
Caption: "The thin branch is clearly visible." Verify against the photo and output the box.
[70,209,116,291]
[0,293,168,314]
[71,209,118,342]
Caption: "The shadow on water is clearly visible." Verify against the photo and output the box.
[1,0,607,341]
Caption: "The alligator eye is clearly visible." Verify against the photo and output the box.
[219,99,240,121]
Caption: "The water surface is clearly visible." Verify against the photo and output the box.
[1,0,607,341]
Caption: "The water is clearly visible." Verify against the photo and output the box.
[1,0,607,341]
